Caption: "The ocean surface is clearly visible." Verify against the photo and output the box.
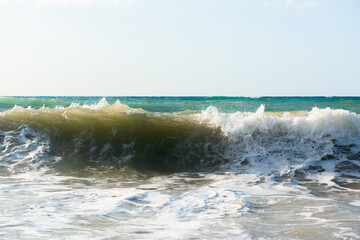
[0,96,360,239]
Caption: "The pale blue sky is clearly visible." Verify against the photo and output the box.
[0,0,359,96]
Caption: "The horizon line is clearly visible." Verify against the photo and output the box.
[1,95,360,98]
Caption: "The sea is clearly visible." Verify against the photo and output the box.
[0,96,359,239]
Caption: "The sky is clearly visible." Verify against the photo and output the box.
[0,0,359,96]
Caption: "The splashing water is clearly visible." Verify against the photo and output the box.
[0,97,359,239]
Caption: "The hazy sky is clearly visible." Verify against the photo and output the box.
[0,0,359,96]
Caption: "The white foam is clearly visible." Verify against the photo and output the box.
[199,105,360,139]
[69,97,109,110]
[196,105,360,188]
[350,200,360,207]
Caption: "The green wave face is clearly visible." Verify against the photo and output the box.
[0,105,226,174]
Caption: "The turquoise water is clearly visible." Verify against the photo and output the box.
[1,96,360,113]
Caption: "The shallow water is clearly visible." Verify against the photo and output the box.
[0,97,359,239]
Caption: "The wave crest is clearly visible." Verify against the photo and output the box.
[1,100,360,178]
[199,104,360,140]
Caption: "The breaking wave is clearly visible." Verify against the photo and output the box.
[1,98,360,185]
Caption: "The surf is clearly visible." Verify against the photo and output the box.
[1,97,360,239]
[0,98,359,184]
